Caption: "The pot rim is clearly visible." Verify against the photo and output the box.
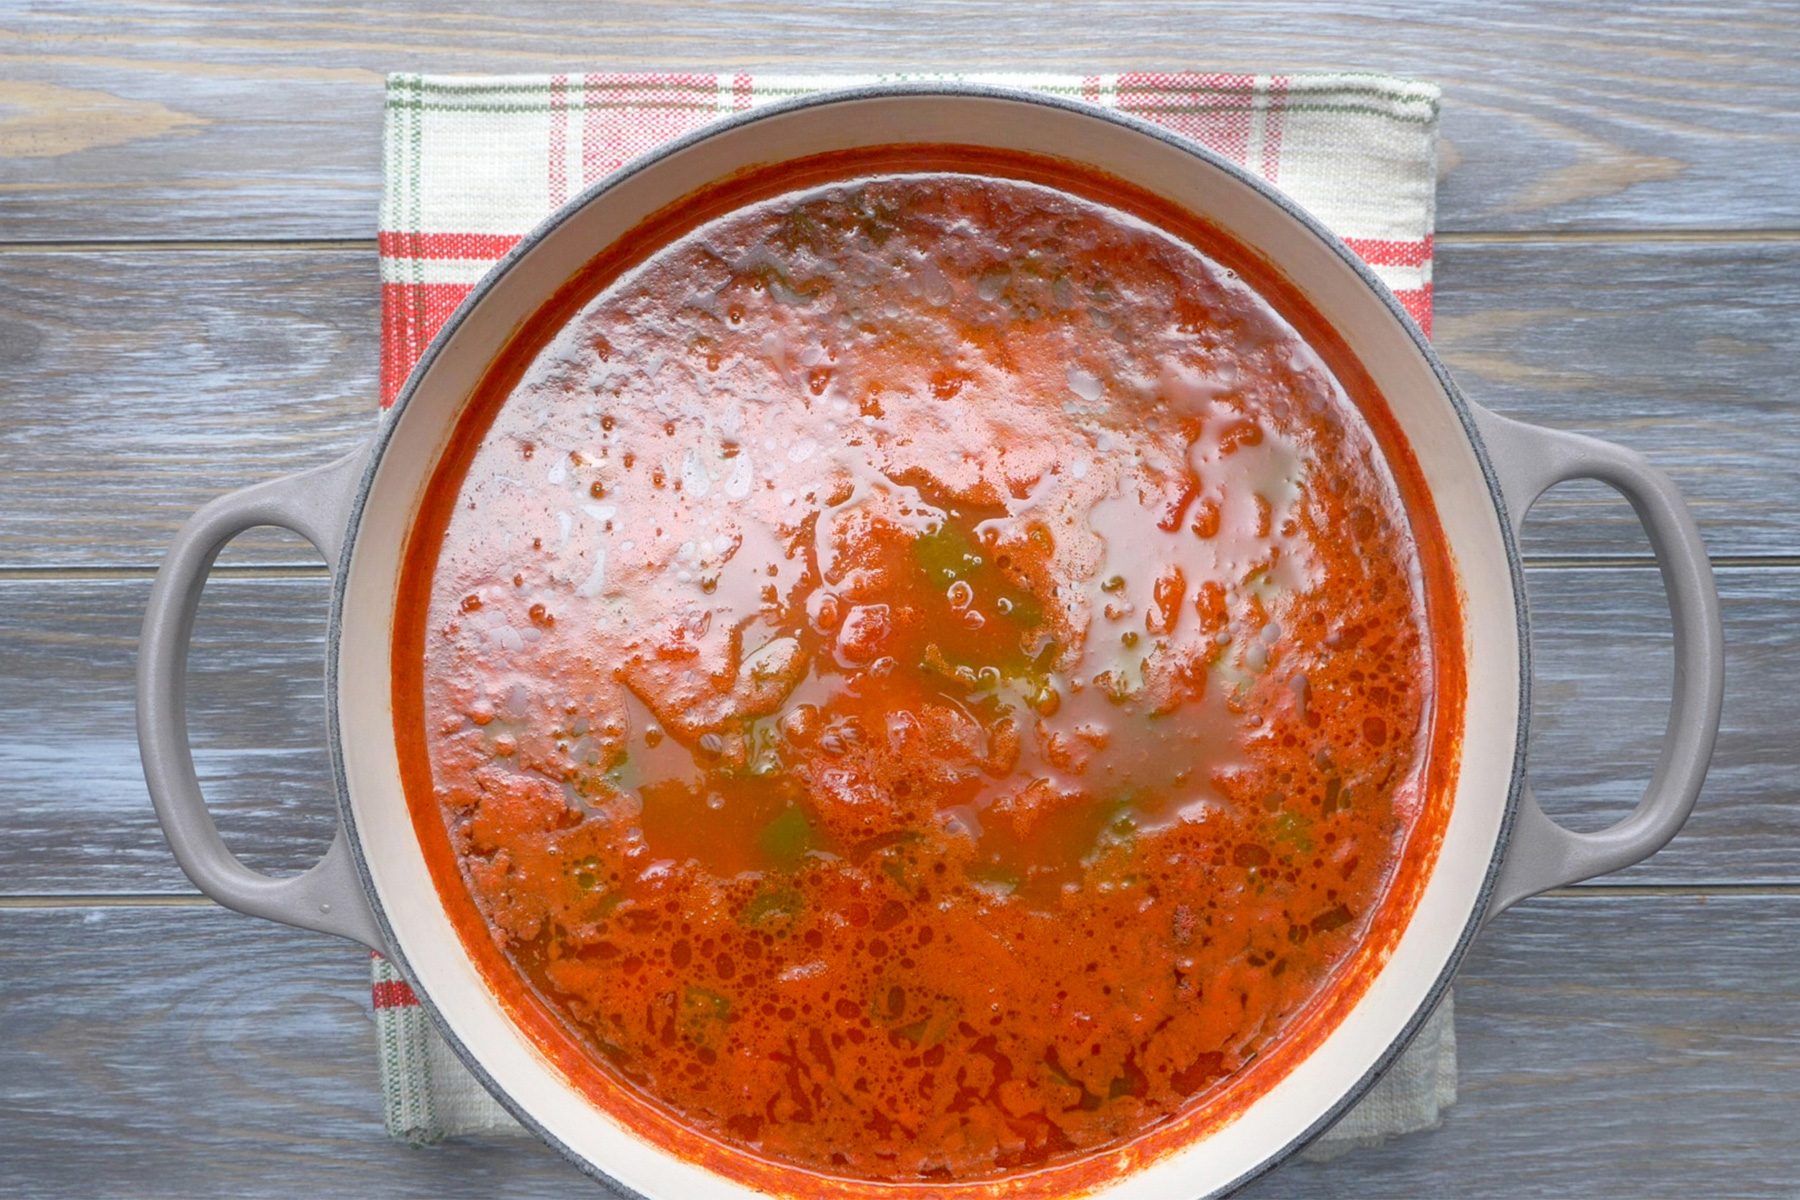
[326,81,1531,1200]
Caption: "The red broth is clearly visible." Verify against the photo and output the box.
[394,146,1463,1194]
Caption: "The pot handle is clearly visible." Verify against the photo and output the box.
[1473,408,1724,916]
[137,444,388,952]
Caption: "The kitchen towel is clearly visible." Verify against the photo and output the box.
[371,70,1453,1160]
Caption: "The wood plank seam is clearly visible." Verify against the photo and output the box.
[8,555,1798,581]
[17,882,1800,912]
[6,230,1800,255]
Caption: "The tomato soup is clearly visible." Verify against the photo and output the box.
[394,146,1462,1190]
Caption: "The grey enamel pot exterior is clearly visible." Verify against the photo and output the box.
[137,85,1725,1199]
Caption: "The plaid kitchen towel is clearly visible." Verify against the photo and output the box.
[371,71,1452,1155]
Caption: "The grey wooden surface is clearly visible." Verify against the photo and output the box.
[5,2,1799,238]
[4,240,1797,569]
[5,566,1794,895]
[2,2,1796,1196]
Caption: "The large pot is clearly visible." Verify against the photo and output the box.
[138,85,1724,1198]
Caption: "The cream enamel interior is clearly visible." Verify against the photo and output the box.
[333,91,1521,1199]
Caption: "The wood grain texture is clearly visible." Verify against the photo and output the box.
[2,2,1799,241]
[3,566,1792,896]
[1519,566,1799,887]
[1241,891,1800,1199]
[1433,238,1800,560]
[0,248,374,568]
[1,575,338,893]
[2,238,1796,569]
[2,894,1794,1198]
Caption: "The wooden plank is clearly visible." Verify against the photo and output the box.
[0,249,374,569]
[1522,566,1795,885]
[1,239,1796,569]
[1,2,1798,240]
[1,576,338,893]
[1,566,1792,896]
[1433,238,1800,562]
[0,893,1793,1197]
[1246,891,1800,1198]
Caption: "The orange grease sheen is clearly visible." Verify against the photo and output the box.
[393,146,1464,1196]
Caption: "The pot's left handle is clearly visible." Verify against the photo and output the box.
[137,444,389,953]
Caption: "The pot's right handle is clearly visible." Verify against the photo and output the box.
[136,445,388,952]
[1474,408,1724,917]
